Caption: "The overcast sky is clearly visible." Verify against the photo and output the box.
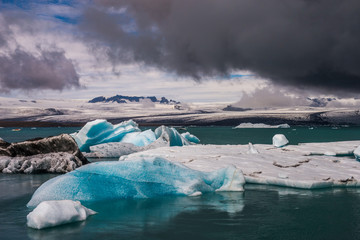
[0,0,359,105]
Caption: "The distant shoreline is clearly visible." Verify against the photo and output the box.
[0,116,356,128]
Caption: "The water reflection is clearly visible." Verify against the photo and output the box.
[27,221,87,240]
[1,172,360,240]
[26,192,245,240]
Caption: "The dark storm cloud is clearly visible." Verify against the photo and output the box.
[0,49,80,91]
[0,10,80,91]
[82,0,360,94]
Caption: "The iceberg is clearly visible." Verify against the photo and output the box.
[272,134,289,147]
[83,124,199,158]
[181,132,201,144]
[27,200,96,229]
[72,119,199,153]
[154,126,192,146]
[27,157,245,207]
[235,123,290,128]
[71,119,141,152]
[119,129,157,147]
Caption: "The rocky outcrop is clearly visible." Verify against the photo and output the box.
[0,134,88,174]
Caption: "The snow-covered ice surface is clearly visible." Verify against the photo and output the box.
[120,141,360,189]
[27,200,96,229]
[27,157,245,207]
[235,123,290,128]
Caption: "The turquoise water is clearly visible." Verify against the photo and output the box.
[1,125,360,144]
[1,126,360,239]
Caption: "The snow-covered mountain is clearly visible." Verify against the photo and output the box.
[88,95,180,104]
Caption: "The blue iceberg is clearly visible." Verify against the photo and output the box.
[120,129,157,147]
[154,126,191,146]
[72,119,200,153]
[27,157,244,207]
[71,119,141,152]
[181,132,201,144]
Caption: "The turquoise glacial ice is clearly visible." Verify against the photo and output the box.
[120,129,157,147]
[155,126,190,146]
[71,119,200,152]
[181,132,201,144]
[72,119,141,152]
[27,157,244,207]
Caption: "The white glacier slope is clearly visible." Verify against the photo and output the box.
[27,200,96,229]
[120,141,360,189]
[27,157,245,207]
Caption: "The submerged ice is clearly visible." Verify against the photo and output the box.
[27,157,244,207]
[72,119,199,154]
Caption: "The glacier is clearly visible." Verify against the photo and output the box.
[72,119,199,154]
[27,157,245,207]
[27,200,96,229]
[120,141,360,189]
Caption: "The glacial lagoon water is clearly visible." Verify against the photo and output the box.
[1,125,360,239]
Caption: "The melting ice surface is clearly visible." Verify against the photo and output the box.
[71,119,199,153]
[27,200,96,229]
[27,157,244,207]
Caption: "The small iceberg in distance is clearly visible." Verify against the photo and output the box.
[27,157,245,207]
[234,123,290,128]
[272,134,289,147]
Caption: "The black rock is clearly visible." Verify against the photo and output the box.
[0,134,88,165]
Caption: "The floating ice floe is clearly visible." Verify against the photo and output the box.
[27,200,96,229]
[120,141,360,189]
[234,123,290,128]
[72,119,199,155]
[27,157,244,207]
[272,134,289,147]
